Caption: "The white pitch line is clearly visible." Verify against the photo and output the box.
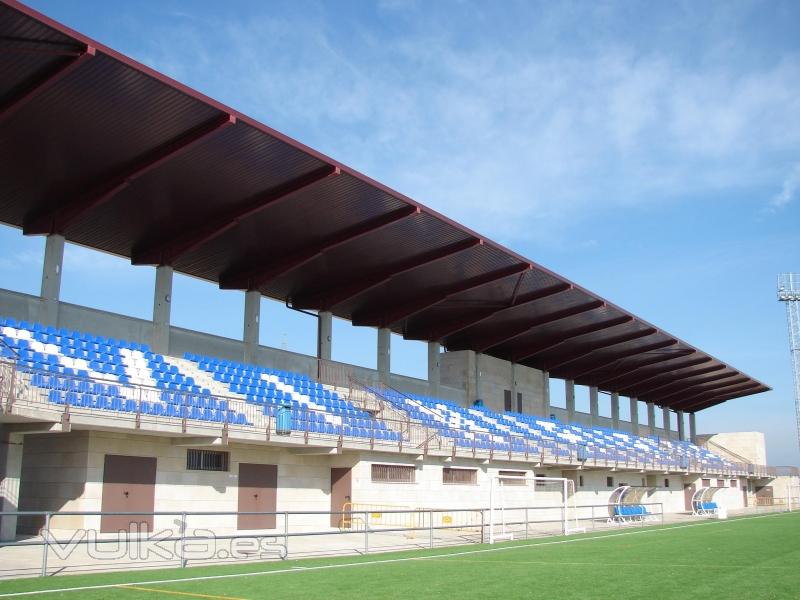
[0,512,791,598]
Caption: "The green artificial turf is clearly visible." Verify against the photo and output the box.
[0,512,797,599]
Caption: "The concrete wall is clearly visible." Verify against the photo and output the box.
[18,431,91,533]
[696,432,767,465]
[440,351,546,415]
[0,288,465,403]
[18,430,359,534]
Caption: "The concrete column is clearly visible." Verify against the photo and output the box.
[610,392,620,430]
[243,290,260,364]
[565,379,575,424]
[589,386,599,426]
[152,265,173,354]
[510,363,518,413]
[0,431,23,542]
[427,342,441,396]
[377,328,391,385]
[689,412,697,443]
[629,397,639,435]
[39,233,65,326]
[542,371,551,418]
[662,406,671,440]
[317,311,332,361]
[647,402,656,435]
[677,410,685,441]
[474,352,482,403]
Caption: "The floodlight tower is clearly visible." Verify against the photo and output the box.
[777,274,800,450]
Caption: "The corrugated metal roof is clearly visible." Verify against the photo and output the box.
[0,0,770,412]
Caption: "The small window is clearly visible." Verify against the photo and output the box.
[717,479,725,487]
[516,392,523,414]
[606,476,614,488]
[701,478,711,488]
[499,470,527,485]
[504,390,512,412]
[443,468,477,485]
[730,480,737,488]
[371,464,415,483]
[187,449,229,472]
[578,475,584,488]
[664,478,670,488]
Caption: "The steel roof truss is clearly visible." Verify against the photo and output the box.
[132,165,340,266]
[220,205,419,290]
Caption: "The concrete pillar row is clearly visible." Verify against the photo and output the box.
[610,392,620,430]
[152,265,173,355]
[662,406,671,440]
[542,371,551,418]
[40,233,65,326]
[427,342,441,396]
[317,311,332,361]
[243,290,260,364]
[647,402,656,435]
[629,397,639,435]
[589,386,599,426]
[0,431,23,542]
[565,380,576,424]
[377,328,391,385]
[689,412,697,443]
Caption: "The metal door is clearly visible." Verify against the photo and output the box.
[100,455,156,533]
[238,463,277,529]
[330,468,352,528]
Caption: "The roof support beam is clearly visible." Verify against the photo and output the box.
[671,383,763,412]
[131,165,340,265]
[423,283,572,342]
[561,340,679,380]
[1,45,95,124]
[544,329,658,373]
[220,205,419,291]
[595,351,702,388]
[510,315,633,362]
[629,369,737,399]
[450,300,604,354]
[352,263,531,328]
[688,387,766,412]
[651,376,749,405]
[24,112,236,235]
[291,237,481,310]
[620,362,723,396]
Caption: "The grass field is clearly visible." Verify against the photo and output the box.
[0,512,797,599]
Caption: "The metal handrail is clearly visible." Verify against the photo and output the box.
[1,358,779,477]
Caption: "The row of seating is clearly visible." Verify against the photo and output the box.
[1,317,741,461]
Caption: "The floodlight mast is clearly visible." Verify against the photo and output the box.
[777,273,800,451]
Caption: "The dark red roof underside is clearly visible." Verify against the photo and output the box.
[0,0,770,412]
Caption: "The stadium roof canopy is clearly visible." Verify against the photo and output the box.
[0,0,770,412]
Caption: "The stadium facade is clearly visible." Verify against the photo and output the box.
[0,0,797,566]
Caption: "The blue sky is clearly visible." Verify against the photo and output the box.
[3,0,800,464]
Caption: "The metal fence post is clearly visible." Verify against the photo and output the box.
[429,510,434,549]
[524,507,529,540]
[364,512,369,554]
[179,512,187,568]
[480,509,485,544]
[591,505,595,531]
[41,512,50,577]
[284,512,289,557]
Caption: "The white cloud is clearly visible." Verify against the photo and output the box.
[770,162,800,209]
[122,3,800,244]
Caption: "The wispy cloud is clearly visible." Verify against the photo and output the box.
[769,162,800,209]
[118,1,800,245]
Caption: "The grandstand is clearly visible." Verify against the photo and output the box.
[0,0,798,585]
